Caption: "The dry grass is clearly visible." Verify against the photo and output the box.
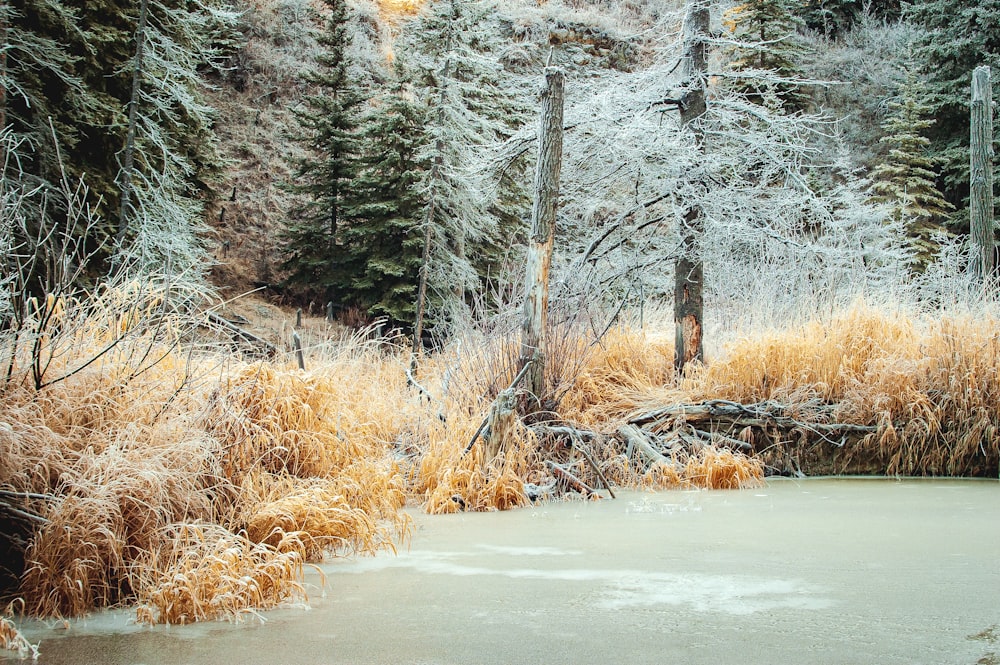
[131,523,306,625]
[564,304,1000,477]
[559,326,675,427]
[0,286,411,623]
[3,291,995,627]
[0,613,37,658]
[417,413,536,514]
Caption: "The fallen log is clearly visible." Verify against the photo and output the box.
[691,427,753,452]
[530,424,616,499]
[630,399,878,436]
[545,461,598,497]
[203,311,278,358]
[618,424,680,470]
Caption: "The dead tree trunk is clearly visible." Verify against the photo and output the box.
[520,67,565,406]
[674,0,710,376]
[970,65,995,290]
[115,0,150,253]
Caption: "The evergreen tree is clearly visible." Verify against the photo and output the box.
[108,0,239,274]
[341,83,428,325]
[800,0,902,39]
[281,0,365,301]
[869,69,954,271]
[404,0,530,324]
[907,0,1000,219]
[725,0,811,111]
[2,0,237,279]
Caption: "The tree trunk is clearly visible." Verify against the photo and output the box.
[970,65,995,289]
[115,0,150,253]
[674,0,710,375]
[520,67,565,405]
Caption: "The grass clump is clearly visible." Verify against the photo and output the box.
[0,285,410,623]
[5,284,996,628]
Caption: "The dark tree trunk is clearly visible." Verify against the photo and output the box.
[115,0,150,253]
[674,0,710,376]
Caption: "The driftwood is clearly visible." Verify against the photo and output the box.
[690,427,753,452]
[530,424,616,498]
[463,360,534,456]
[631,400,877,436]
[485,388,518,465]
[204,311,278,358]
[545,461,597,496]
[617,424,678,469]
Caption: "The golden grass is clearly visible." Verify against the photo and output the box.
[416,413,535,514]
[559,326,675,427]
[562,304,1000,477]
[0,287,411,622]
[0,613,38,658]
[131,523,306,625]
[3,291,996,628]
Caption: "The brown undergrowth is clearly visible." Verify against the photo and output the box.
[0,287,410,623]
[3,293,996,625]
[561,304,1000,477]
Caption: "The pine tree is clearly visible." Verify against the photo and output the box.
[403,0,530,324]
[341,83,428,326]
[800,0,902,39]
[869,69,954,271]
[907,0,1000,218]
[281,0,365,302]
[725,0,810,111]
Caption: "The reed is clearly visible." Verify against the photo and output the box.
[0,614,37,658]
[0,285,411,622]
[5,287,996,626]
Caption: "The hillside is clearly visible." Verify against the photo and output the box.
[203,0,673,302]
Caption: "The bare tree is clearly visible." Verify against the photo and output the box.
[970,65,995,289]
[674,0,710,375]
[520,67,565,405]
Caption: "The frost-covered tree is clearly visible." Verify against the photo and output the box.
[725,0,811,112]
[0,0,109,282]
[523,11,910,331]
[281,0,365,301]
[403,0,530,326]
[111,0,240,275]
[869,68,953,271]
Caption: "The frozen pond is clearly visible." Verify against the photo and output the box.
[13,478,1000,665]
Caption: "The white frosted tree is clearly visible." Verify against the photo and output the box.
[113,0,239,279]
[485,6,916,334]
[401,0,530,330]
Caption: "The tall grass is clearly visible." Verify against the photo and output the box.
[0,283,411,621]
[3,277,997,624]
